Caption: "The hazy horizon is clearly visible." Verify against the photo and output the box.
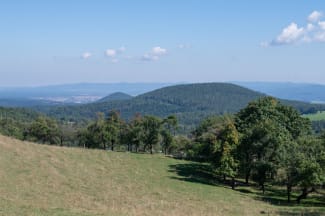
[1,1,325,86]
[3,80,325,89]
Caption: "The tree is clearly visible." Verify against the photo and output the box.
[82,112,109,149]
[161,115,178,155]
[105,110,122,151]
[160,129,173,155]
[127,114,145,153]
[142,116,162,154]
[235,97,311,188]
[28,116,60,144]
[277,137,325,203]
[191,116,226,161]
[211,119,239,189]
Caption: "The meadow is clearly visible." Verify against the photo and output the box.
[303,111,325,121]
[0,135,324,216]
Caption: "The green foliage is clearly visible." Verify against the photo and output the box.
[235,97,311,187]
[212,120,239,179]
[27,116,60,144]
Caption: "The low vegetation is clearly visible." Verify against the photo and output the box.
[304,111,325,121]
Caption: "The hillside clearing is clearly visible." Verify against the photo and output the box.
[303,111,325,121]
[0,135,324,216]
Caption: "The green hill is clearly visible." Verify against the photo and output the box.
[42,83,325,129]
[97,92,133,102]
[1,135,323,215]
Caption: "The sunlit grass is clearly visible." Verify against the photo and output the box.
[0,135,324,215]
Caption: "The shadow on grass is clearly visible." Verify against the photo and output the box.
[256,187,325,208]
[276,211,325,216]
[168,163,223,187]
[169,162,325,210]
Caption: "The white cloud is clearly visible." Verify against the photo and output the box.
[273,23,305,45]
[152,46,167,55]
[318,21,325,30]
[308,11,323,23]
[307,23,315,31]
[265,11,325,46]
[81,52,92,59]
[140,46,168,62]
[105,49,117,57]
[141,54,159,61]
[315,32,325,42]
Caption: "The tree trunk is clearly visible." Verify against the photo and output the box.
[287,184,292,203]
[60,136,63,146]
[111,142,114,151]
[245,168,250,184]
[150,144,153,154]
[223,175,226,182]
[231,177,236,190]
[297,187,315,204]
[261,183,265,194]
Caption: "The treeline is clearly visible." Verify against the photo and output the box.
[188,97,325,203]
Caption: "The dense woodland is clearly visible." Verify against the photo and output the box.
[1,95,324,205]
[36,83,325,129]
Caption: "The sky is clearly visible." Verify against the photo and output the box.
[1,0,325,86]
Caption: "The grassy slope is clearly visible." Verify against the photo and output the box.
[303,111,325,121]
[0,135,324,216]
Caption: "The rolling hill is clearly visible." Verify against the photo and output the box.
[97,92,133,102]
[41,83,325,129]
[1,135,323,215]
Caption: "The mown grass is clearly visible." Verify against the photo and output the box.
[0,135,324,216]
[303,111,325,121]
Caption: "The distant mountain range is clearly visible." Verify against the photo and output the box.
[1,82,325,107]
[0,83,172,106]
[233,82,325,103]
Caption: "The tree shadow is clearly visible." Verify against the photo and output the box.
[168,163,223,187]
[256,187,325,208]
[276,211,325,216]
[169,162,325,210]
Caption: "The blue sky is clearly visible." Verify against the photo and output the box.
[1,0,325,86]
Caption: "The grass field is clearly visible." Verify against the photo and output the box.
[303,111,325,121]
[0,135,324,216]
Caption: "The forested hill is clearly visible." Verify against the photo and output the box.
[97,92,133,102]
[42,83,325,126]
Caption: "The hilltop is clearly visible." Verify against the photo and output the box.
[97,92,133,102]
